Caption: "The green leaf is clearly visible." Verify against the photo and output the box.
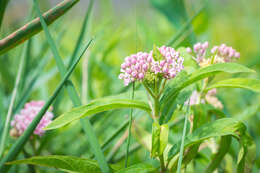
[45,97,151,130]
[160,63,254,119]
[7,155,102,173]
[0,0,79,55]
[116,163,157,173]
[206,78,260,93]
[167,118,255,172]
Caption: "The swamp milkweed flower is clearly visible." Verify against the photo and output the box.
[186,42,240,67]
[10,101,54,137]
[119,45,184,86]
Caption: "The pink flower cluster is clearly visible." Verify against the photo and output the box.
[10,101,53,137]
[186,42,240,65]
[211,44,240,62]
[186,42,209,62]
[151,46,184,79]
[119,46,184,86]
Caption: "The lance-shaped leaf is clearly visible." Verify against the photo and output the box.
[45,97,151,130]
[167,118,255,173]
[206,78,260,93]
[7,155,102,173]
[115,163,157,173]
[160,63,254,122]
[0,0,79,55]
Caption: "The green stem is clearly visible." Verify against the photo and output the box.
[125,82,135,167]
[0,0,79,55]
[143,82,156,99]
[159,154,166,173]
[158,79,167,98]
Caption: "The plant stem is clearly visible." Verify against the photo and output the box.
[143,82,156,99]
[159,154,166,173]
[154,97,160,118]
[158,79,167,98]
[125,82,135,167]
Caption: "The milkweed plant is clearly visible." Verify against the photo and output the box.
[0,0,260,173]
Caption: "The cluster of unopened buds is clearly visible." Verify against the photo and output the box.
[186,42,240,67]
[186,88,223,109]
[10,101,54,138]
[119,45,184,86]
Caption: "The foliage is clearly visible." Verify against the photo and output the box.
[0,0,259,173]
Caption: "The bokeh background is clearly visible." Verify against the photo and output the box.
[0,0,259,172]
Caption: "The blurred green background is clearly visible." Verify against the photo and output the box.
[0,0,259,172]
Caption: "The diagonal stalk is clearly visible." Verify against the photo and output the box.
[32,0,110,172]
[0,0,79,55]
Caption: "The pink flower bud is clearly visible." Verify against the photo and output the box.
[202,41,209,49]
[138,73,144,79]
[211,46,218,54]
[234,52,240,58]
[142,64,148,71]
[194,43,201,52]
[186,47,192,53]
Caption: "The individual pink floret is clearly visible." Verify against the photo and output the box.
[10,100,53,137]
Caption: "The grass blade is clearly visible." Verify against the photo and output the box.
[68,0,94,67]
[0,0,79,55]
[0,43,27,157]
[166,4,206,46]
[0,0,9,29]
[0,39,91,172]
[125,82,135,167]
[177,102,190,173]
[32,0,110,172]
